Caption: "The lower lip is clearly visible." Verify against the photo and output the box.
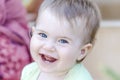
[39,54,57,64]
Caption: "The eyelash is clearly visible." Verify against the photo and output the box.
[58,39,69,44]
[38,33,47,38]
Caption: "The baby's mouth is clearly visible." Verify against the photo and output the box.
[40,54,57,63]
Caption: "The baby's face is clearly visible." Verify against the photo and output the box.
[30,9,86,74]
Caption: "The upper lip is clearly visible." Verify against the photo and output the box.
[39,52,58,60]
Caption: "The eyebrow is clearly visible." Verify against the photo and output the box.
[57,33,74,41]
[35,28,44,32]
[35,28,48,34]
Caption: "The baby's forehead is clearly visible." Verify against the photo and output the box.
[38,8,87,27]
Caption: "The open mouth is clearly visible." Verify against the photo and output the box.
[40,54,57,63]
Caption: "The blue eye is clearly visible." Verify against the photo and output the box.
[39,33,47,38]
[59,39,69,44]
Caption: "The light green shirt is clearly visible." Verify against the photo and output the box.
[21,62,93,80]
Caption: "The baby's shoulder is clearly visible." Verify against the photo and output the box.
[65,64,93,80]
[21,62,40,80]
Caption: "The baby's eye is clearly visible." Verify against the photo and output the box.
[39,33,47,38]
[58,39,69,44]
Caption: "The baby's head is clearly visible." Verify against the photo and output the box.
[31,0,101,72]
[37,0,101,46]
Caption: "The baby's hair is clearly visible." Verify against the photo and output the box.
[38,0,101,45]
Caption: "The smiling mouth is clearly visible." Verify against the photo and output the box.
[40,54,57,63]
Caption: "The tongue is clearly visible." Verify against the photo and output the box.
[42,54,57,62]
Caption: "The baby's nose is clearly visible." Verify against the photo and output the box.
[43,40,55,51]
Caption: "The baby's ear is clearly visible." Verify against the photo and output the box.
[29,26,35,37]
[77,43,92,62]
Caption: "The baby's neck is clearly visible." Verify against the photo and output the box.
[38,71,67,80]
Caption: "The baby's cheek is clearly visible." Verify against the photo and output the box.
[30,38,43,53]
[30,37,39,47]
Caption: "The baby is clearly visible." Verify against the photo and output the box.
[21,0,101,80]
